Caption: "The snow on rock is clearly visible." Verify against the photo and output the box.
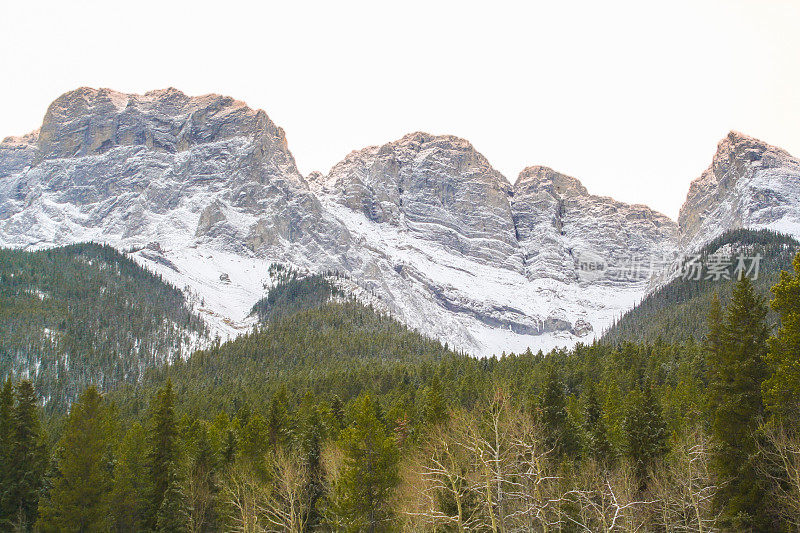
[2,90,800,357]
[512,165,679,285]
[679,131,800,251]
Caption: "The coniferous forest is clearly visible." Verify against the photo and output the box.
[2,239,800,531]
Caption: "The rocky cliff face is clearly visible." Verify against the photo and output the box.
[0,87,347,259]
[316,132,522,270]
[679,131,800,252]
[512,166,679,284]
[1,89,798,356]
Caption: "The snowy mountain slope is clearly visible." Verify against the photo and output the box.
[313,132,678,353]
[2,88,800,356]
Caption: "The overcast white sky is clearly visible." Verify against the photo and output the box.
[1,0,798,219]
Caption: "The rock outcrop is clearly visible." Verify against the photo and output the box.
[679,131,800,251]
[512,166,679,284]
[316,132,522,269]
[0,87,346,261]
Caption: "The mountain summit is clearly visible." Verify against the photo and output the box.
[1,89,798,354]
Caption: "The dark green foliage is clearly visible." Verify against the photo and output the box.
[111,301,451,421]
[604,229,798,345]
[222,428,236,470]
[706,276,771,528]
[583,381,613,464]
[539,367,580,457]
[422,375,448,426]
[147,380,181,530]
[251,267,342,322]
[156,465,189,533]
[37,386,113,531]
[4,380,46,531]
[110,422,149,531]
[187,423,220,532]
[298,403,326,528]
[0,243,206,411]
[623,385,667,482]
[327,395,400,532]
[0,378,13,520]
[266,390,288,451]
[763,252,800,425]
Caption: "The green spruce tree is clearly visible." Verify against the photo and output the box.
[111,422,149,532]
[147,380,181,530]
[623,385,667,483]
[0,378,14,524]
[705,275,771,529]
[423,375,448,426]
[583,381,613,464]
[6,380,46,531]
[37,386,113,532]
[763,252,800,426]
[188,425,220,532]
[156,464,189,533]
[540,367,579,457]
[299,404,325,529]
[266,391,288,451]
[328,395,399,532]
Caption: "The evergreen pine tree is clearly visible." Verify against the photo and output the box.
[111,422,149,532]
[266,392,287,450]
[705,275,771,529]
[189,425,219,531]
[583,381,613,464]
[331,396,345,431]
[763,252,800,425]
[156,464,189,533]
[6,380,46,531]
[299,405,325,529]
[540,367,579,457]
[0,378,14,523]
[423,375,447,426]
[328,395,399,532]
[36,386,113,531]
[623,385,667,483]
[147,379,181,530]
[221,428,237,471]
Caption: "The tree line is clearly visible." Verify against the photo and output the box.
[1,253,800,531]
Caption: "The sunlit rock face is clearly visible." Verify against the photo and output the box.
[679,131,800,252]
[512,166,680,285]
[0,87,347,261]
[316,132,523,270]
[2,89,799,356]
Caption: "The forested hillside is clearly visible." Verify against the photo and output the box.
[250,265,343,323]
[2,250,800,531]
[603,229,799,344]
[0,243,207,411]
[113,300,454,419]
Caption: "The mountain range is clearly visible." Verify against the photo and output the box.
[1,87,799,355]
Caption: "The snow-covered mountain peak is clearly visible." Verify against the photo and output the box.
[679,131,800,251]
[3,88,800,356]
[316,131,519,268]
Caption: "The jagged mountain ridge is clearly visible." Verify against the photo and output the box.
[1,87,798,355]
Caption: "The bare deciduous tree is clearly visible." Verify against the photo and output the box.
[758,424,800,531]
[222,465,268,533]
[261,449,311,533]
[651,428,718,532]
